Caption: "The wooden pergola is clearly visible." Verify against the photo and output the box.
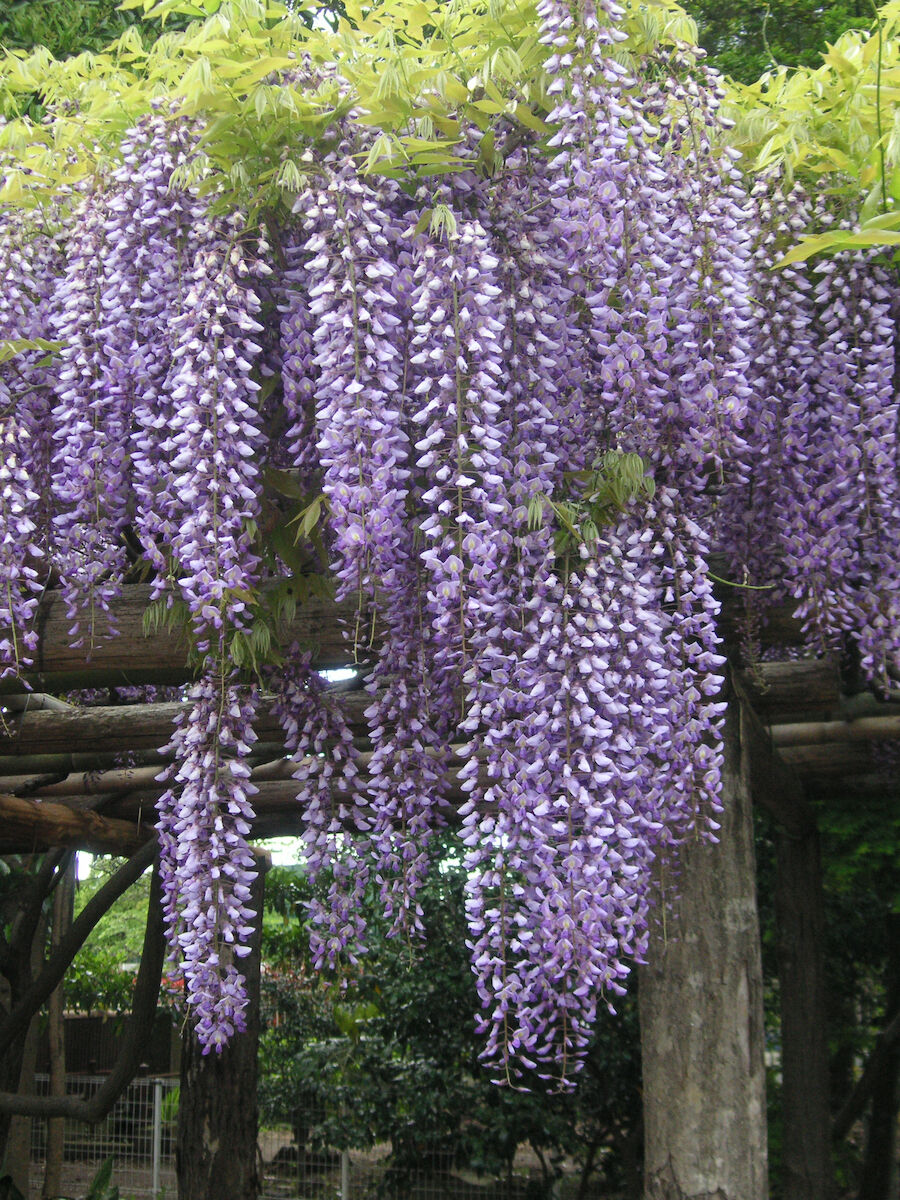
[2,581,891,1200]
[0,582,896,856]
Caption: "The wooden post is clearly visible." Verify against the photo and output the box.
[739,676,836,1200]
[773,824,835,1200]
[639,696,768,1200]
[175,853,269,1200]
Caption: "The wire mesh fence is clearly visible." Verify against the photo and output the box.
[25,1077,604,1199]
[27,1074,178,1200]
[259,1134,591,1199]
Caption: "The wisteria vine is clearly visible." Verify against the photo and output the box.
[0,0,894,1084]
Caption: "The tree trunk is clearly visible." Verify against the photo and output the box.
[42,860,75,1199]
[639,696,768,1200]
[175,855,268,1200]
[857,914,900,1200]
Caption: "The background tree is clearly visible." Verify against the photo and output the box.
[66,858,153,1015]
[259,849,644,1198]
[0,0,189,57]
[682,0,873,81]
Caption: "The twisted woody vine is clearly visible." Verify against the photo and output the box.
[0,0,897,1090]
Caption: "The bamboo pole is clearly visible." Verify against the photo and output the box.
[772,713,900,746]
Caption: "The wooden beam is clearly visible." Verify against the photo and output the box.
[772,712,900,746]
[0,581,844,709]
[0,793,151,855]
[737,658,841,723]
[1,694,72,713]
[1,584,362,695]
[0,689,371,759]
[778,742,875,779]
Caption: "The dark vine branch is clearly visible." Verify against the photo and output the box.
[0,841,156,1059]
[0,860,165,1120]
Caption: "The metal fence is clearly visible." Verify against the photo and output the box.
[25,1076,601,1199]
[27,1074,178,1200]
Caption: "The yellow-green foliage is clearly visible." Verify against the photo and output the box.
[724,2,900,259]
[0,0,698,220]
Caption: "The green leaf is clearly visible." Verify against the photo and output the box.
[265,467,308,501]
[776,227,900,265]
[860,209,900,230]
[84,1156,115,1200]
[0,336,63,366]
[288,495,326,542]
[513,102,549,133]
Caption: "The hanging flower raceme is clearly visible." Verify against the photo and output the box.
[452,169,598,1085]
[155,671,260,1054]
[847,258,900,691]
[364,553,454,941]
[300,156,412,632]
[409,212,514,691]
[163,214,269,649]
[647,491,726,850]
[49,190,129,647]
[635,65,754,505]
[123,113,210,581]
[278,243,319,485]
[271,654,369,969]
[292,159,451,936]
[0,421,41,679]
[721,180,819,656]
[0,213,55,677]
[790,249,900,689]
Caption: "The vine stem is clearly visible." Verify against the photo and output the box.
[872,1,888,214]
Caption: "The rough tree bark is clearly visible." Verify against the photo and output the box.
[639,695,768,1200]
[175,854,269,1200]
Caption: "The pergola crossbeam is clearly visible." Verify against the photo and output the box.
[0,793,151,856]
[0,585,896,855]
[0,585,361,696]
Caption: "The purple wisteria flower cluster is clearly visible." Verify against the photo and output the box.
[271,653,368,967]
[36,120,272,1046]
[156,672,260,1054]
[0,213,54,677]
[5,0,888,1083]
[729,181,900,695]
